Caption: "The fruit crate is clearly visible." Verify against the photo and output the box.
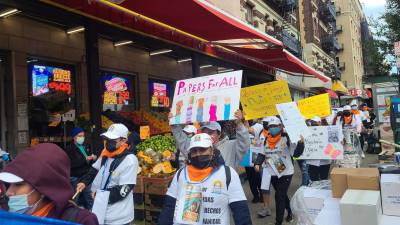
[143,175,173,195]
[144,194,166,210]
[134,193,144,207]
[145,209,161,225]
[134,176,144,193]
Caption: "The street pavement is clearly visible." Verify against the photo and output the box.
[243,153,379,225]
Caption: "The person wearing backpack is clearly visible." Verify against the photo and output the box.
[0,143,98,225]
[76,123,138,225]
[158,133,252,225]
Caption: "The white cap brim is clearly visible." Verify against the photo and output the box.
[0,172,24,183]
[101,131,120,140]
[189,142,212,151]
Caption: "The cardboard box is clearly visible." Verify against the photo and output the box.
[347,168,380,191]
[381,174,400,216]
[302,188,332,222]
[331,168,349,198]
[331,168,380,198]
[340,189,382,225]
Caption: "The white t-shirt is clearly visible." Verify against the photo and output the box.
[167,166,247,225]
[91,154,138,225]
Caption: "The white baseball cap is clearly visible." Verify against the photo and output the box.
[343,105,351,111]
[188,133,213,151]
[310,116,321,123]
[101,123,129,139]
[200,122,222,132]
[0,172,24,183]
[262,117,271,122]
[266,116,281,126]
[183,125,197,134]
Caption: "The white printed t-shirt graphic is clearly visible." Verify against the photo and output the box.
[91,154,138,225]
[167,166,247,225]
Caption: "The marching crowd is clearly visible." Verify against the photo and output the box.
[0,102,375,225]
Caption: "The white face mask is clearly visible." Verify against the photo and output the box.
[76,136,85,145]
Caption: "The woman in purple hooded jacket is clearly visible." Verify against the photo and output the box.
[0,143,98,225]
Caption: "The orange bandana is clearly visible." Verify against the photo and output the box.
[187,165,213,182]
[100,143,128,158]
[344,115,352,125]
[32,202,54,218]
[262,130,270,139]
[267,134,281,150]
[351,109,360,115]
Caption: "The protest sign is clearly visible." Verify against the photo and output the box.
[0,210,78,225]
[297,93,331,119]
[170,71,242,125]
[140,126,150,140]
[241,80,292,120]
[276,102,311,143]
[299,125,344,160]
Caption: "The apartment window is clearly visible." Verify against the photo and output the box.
[244,3,253,24]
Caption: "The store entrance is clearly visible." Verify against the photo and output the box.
[0,56,5,150]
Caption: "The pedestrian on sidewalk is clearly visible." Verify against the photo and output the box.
[65,127,97,209]
[0,143,98,225]
[254,116,305,225]
[76,123,138,225]
[170,110,250,169]
[304,116,331,182]
[158,133,252,225]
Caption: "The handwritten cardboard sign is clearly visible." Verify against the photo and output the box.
[140,126,150,140]
[170,71,243,125]
[276,102,311,143]
[299,126,344,160]
[240,80,292,120]
[298,93,331,119]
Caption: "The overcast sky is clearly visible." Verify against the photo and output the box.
[359,0,386,18]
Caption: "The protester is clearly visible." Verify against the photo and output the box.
[171,110,250,169]
[77,123,138,225]
[334,105,362,133]
[178,125,198,168]
[351,103,361,115]
[254,116,304,225]
[158,133,252,225]
[64,127,96,209]
[0,143,98,225]
[127,131,141,154]
[304,116,331,182]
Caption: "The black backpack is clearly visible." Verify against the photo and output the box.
[100,151,133,189]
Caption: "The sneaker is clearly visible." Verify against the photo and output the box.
[286,212,294,223]
[257,207,271,217]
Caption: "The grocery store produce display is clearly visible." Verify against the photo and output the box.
[136,135,177,176]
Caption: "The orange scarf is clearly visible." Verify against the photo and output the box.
[32,202,54,217]
[187,165,213,182]
[100,143,128,158]
[262,130,270,139]
[344,115,352,125]
[351,109,360,115]
[267,134,281,150]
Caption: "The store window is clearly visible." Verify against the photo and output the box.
[244,3,253,24]
[29,61,75,146]
[149,79,171,112]
[102,71,136,112]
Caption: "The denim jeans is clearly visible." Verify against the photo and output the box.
[70,177,93,210]
[297,160,310,186]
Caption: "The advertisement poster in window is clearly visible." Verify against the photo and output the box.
[150,80,170,108]
[31,64,73,96]
[102,73,134,111]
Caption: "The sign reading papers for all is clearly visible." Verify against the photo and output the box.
[276,102,311,143]
[299,126,344,160]
[297,93,331,119]
[170,71,242,125]
[240,80,292,120]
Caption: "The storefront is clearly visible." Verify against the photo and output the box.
[0,54,5,150]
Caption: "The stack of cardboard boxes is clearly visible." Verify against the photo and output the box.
[324,168,400,225]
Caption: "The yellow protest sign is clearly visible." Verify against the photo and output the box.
[297,93,331,119]
[240,80,292,120]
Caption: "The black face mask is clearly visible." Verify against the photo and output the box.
[106,139,118,152]
[343,111,351,117]
[189,155,212,169]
